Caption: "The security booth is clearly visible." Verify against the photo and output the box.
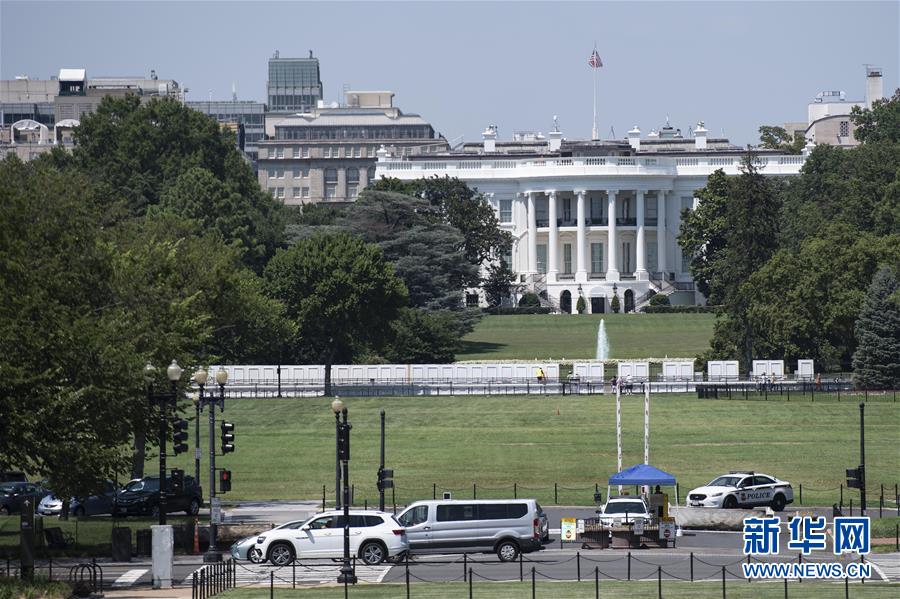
[582,464,678,550]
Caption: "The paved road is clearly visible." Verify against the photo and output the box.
[22,501,896,590]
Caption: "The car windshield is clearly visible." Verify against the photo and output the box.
[124,479,159,492]
[604,501,647,514]
[708,476,742,488]
[0,483,19,494]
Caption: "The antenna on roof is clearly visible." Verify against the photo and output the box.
[232,82,237,102]
[609,125,615,139]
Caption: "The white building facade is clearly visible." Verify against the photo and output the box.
[377,124,807,313]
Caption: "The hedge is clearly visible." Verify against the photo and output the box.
[642,305,719,313]
[483,306,555,315]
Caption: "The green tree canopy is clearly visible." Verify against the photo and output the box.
[758,125,805,154]
[677,169,731,304]
[852,267,900,389]
[72,95,284,270]
[264,232,408,395]
[850,88,900,144]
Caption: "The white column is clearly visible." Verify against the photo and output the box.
[547,191,558,282]
[636,190,648,280]
[527,192,537,274]
[657,190,667,275]
[575,190,587,282]
[606,190,620,281]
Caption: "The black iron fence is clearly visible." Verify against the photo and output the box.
[225,551,891,598]
[191,559,236,599]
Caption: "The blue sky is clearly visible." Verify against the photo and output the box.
[2,1,897,145]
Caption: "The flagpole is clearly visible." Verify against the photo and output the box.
[592,66,598,140]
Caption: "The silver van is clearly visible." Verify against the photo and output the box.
[397,499,548,561]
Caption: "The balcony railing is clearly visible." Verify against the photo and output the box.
[588,217,607,226]
[616,217,637,226]
[645,217,658,226]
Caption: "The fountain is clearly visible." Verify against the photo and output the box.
[596,319,610,361]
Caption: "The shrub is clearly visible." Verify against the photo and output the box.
[610,293,620,313]
[518,292,541,307]
[482,306,554,315]
[576,296,587,314]
[642,305,719,313]
[648,293,671,306]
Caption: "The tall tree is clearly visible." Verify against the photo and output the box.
[72,95,284,270]
[264,232,408,395]
[677,169,731,304]
[850,88,900,144]
[758,125,805,154]
[852,267,900,389]
[369,176,512,279]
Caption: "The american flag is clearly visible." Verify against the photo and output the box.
[588,49,603,68]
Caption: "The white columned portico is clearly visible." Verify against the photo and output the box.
[575,190,587,282]
[657,190,667,274]
[636,190,648,280]
[547,191,558,282]
[526,191,537,273]
[606,189,620,281]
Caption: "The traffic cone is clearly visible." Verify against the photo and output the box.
[193,517,200,554]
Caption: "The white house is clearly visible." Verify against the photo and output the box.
[376,120,807,313]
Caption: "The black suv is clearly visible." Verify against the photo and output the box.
[0,481,51,515]
[113,475,203,518]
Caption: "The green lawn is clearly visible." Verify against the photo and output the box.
[220,580,899,598]
[154,394,899,508]
[458,314,716,361]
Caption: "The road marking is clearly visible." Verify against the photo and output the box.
[112,568,148,587]
[185,563,391,586]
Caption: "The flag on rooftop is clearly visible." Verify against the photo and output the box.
[589,48,603,69]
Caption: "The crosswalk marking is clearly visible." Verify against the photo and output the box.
[868,555,900,582]
[184,562,391,586]
[112,568,148,587]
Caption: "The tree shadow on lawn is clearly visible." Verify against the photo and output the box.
[458,340,507,356]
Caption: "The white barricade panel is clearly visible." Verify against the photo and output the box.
[797,359,814,380]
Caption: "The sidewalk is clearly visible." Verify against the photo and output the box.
[105,588,196,599]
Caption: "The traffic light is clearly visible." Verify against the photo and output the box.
[219,469,232,493]
[172,418,189,454]
[376,467,394,492]
[170,468,184,494]
[846,466,864,489]
[220,421,235,454]
[337,422,351,461]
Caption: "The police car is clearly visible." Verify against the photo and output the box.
[687,472,793,511]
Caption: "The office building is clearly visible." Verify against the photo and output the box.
[258,90,447,206]
[266,50,323,113]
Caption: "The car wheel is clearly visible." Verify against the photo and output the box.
[268,542,295,567]
[186,499,200,516]
[359,541,386,565]
[496,540,519,562]
[73,506,85,518]
[248,548,263,564]
[723,496,738,509]
[771,494,786,512]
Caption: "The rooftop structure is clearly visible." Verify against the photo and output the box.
[266,50,323,113]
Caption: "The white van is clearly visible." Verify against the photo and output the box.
[396,499,548,561]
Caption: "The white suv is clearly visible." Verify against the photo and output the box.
[597,496,653,526]
[255,510,408,566]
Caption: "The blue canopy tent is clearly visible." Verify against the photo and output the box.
[608,464,679,503]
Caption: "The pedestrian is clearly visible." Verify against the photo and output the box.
[536,367,545,384]
[815,372,822,390]
[626,373,634,395]
[610,376,618,393]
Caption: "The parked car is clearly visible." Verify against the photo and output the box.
[39,480,119,517]
[0,482,51,515]
[255,510,408,566]
[396,499,548,561]
[687,472,793,511]
[230,519,307,563]
[113,475,202,517]
[596,496,653,526]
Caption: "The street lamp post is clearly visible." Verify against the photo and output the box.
[191,369,206,485]
[145,360,183,526]
[335,406,342,509]
[332,399,357,586]
[195,366,228,563]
